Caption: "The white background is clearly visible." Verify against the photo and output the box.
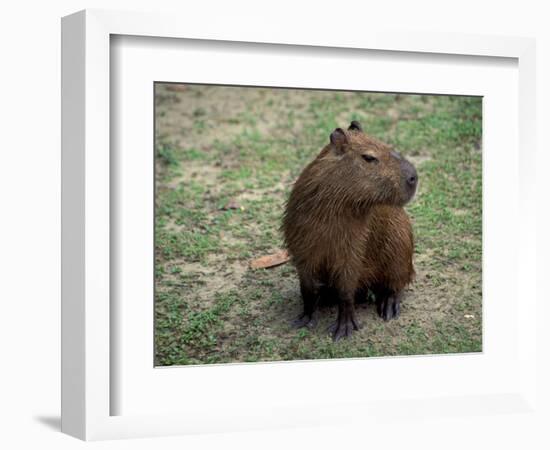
[0,1,548,449]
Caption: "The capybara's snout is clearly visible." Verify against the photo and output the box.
[401,158,418,203]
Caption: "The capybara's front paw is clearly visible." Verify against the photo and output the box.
[328,313,361,341]
[291,312,318,329]
[376,295,401,321]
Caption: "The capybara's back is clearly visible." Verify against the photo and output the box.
[282,121,417,340]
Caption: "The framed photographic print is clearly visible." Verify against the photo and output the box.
[62,9,538,441]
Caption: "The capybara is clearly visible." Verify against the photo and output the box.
[282,121,417,341]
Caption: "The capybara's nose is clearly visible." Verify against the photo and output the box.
[402,159,418,189]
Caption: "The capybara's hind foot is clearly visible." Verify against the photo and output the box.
[328,314,361,341]
[291,312,318,329]
[376,294,401,321]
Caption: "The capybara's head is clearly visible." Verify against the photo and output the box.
[323,121,418,207]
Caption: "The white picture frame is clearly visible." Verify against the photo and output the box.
[61,9,538,441]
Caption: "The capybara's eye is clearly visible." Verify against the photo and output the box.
[362,154,378,163]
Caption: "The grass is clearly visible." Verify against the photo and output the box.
[154,84,482,366]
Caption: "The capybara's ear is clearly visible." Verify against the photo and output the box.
[348,120,363,132]
[330,128,349,152]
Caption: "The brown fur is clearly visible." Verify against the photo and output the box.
[282,121,417,340]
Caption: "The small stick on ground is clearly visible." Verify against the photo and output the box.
[250,250,290,269]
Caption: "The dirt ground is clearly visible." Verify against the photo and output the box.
[154,83,482,366]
